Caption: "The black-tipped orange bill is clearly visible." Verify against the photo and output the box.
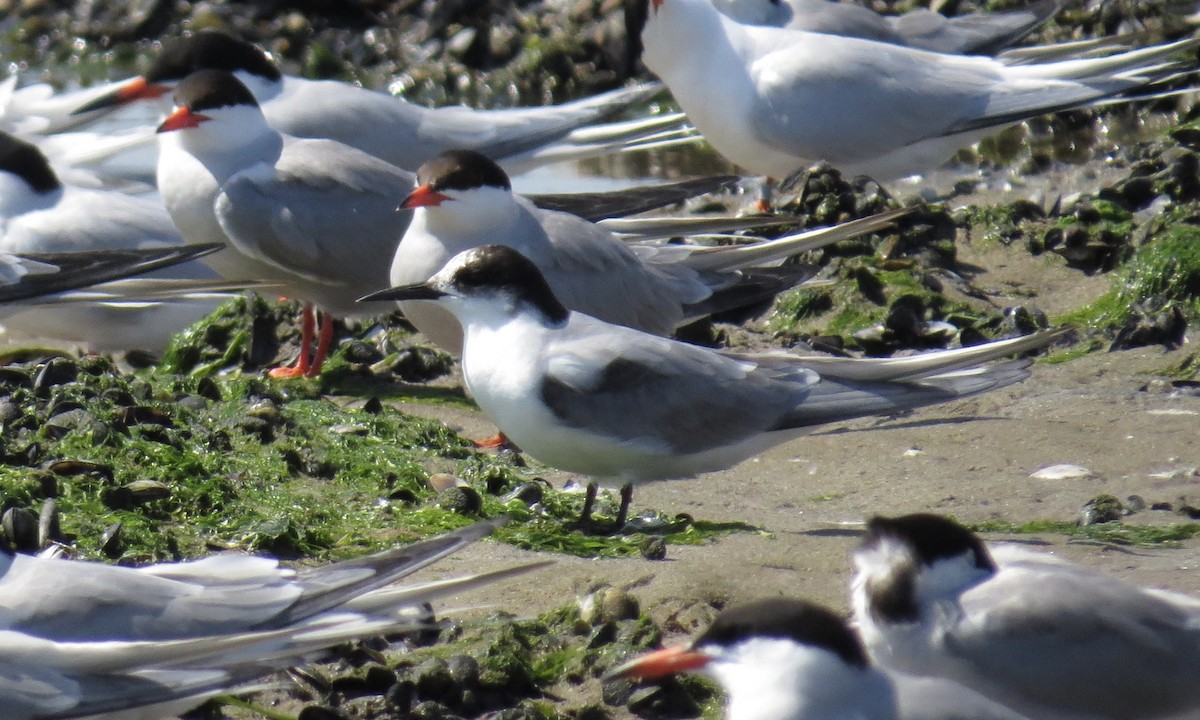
[73,77,170,115]
[358,283,448,303]
[156,106,211,133]
[400,185,451,209]
[607,645,711,681]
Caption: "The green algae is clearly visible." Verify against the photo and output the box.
[0,321,750,563]
[1057,209,1200,331]
[971,519,1200,547]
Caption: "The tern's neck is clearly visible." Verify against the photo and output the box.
[163,110,283,185]
[0,173,59,217]
[424,187,522,243]
[713,640,897,720]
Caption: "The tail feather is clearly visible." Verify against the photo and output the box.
[528,175,740,222]
[682,264,820,323]
[682,207,912,273]
[755,328,1068,383]
[774,358,1032,431]
[264,517,509,629]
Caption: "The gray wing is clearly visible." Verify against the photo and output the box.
[0,655,231,720]
[214,138,411,290]
[2,187,181,254]
[539,320,815,454]
[747,33,998,163]
[530,205,711,336]
[783,0,900,42]
[0,553,301,642]
[944,563,1200,718]
[887,0,1065,55]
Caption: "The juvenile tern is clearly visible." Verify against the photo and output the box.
[706,0,1064,55]
[2,516,542,719]
[363,244,1064,483]
[75,31,678,174]
[630,0,1200,179]
[389,149,908,353]
[610,597,1030,720]
[851,513,1200,720]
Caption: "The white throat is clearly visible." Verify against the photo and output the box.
[709,638,896,720]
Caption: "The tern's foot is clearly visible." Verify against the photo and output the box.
[268,365,308,379]
[472,432,519,452]
[572,482,633,536]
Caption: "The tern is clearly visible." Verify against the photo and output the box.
[2,516,544,719]
[609,597,1031,720]
[74,31,681,175]
[388,148,909,354]
[630,0,1200,180]
[705,0,1064,55]
[362,244,1064,483]
[851,513,1200,720]
[153,70,744,377]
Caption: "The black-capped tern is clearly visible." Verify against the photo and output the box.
[388,149,909,354]
[609,597,1031,720]
[362,244,1064,483]
[851,513,1200,720]
[74,31,681,175]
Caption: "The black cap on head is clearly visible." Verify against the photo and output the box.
[0,131,58,193]
[148,31,282,84]
[416,150,512,193]
[450,245,568,324]
[693,598,868,669]
[172,70,259,113]
[863,514,996,573]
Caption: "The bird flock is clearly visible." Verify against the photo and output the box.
[0,0,1198,717]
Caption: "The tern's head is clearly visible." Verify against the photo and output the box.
[852,513,996,625]
[361,245,568,326]
[609,598,894,720]
[73,32,280,115]
[400,150,514,225]
[154,70,266,141]
[0,130,59,196]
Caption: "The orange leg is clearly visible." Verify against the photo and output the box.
[754,176,776,214]
[268,302,314,379]
[304,312,336,378]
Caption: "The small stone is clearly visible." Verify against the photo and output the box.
[639,536,667,561]
[1078,494,1124,525]
[415,658,458,703]
[435,486,482,515]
